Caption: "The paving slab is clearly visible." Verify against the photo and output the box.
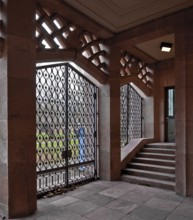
[144,197,179,211]
[120,189,155,205]
[67,189,96,199]
[83,193,114,206]
[166,213,192,220]
[171,197,193,219]
[127,205,170,220]
[62,200,99,216]
[105,198,139,214]
[85,206,126,220]
[50,196,79,207]
[36,208,88,220]
[99,182,137,198]
[9,181,193,220]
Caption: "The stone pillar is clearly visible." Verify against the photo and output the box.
[143,96,154,138]
[0,0,36,218]
[175,19,193,196]
[99,84,111,180]
[99,45,121,180]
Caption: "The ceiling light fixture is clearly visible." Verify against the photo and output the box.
[160,42,172,52]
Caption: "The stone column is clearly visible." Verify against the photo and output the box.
[99,45,121,180]
[175,19,193,196]
[0,0,36,218]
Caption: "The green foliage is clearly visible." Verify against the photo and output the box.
[36,129,79,162]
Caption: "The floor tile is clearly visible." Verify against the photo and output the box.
[68,189,96,199]
[105,198,139,214]
[80,182,110,193]
[119,189,154,205]
[9,180,190,220]
[63,200,99,215]
[50,196,79,207]
[99,183,136,198]
[166,213,192,220]
[172,198,193,219]
[85,206,126,220]
[144,197,179,211]
[156,191,184,203]
[83,193,114,206]
[37,209,88,220]
[128,205,169,220]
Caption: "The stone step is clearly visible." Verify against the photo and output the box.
[138,152,175,160]
[123,168,175,181]
[142,147,176,155]
[145,143,176,150]
[121,175,175,191]
[128,162,175,174]
[121,142,176,191]
[133,157,175,167]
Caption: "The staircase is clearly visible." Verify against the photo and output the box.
[121,143,176,190]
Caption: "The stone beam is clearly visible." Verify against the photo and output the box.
[114,13,176,46]
[75,53,108,84]
[124,45,156,64]
[120,75,152,97]
[36,49,107,84]
[36,49,76,63]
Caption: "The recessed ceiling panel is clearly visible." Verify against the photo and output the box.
[63,0,193,33]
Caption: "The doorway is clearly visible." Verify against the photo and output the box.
[165,87,175,142]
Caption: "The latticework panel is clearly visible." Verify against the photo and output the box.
[120,84,143,147]
[80,32,108,73]
[120,85,128,148]
[36,65,67,172]
[36,3,108,73]
[120,52,153,89]
[36,63,98,195]
[0,0,4,58]
[128,85,142,141]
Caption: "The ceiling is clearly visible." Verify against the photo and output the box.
[63,0,193,62]
[136,34,175,61]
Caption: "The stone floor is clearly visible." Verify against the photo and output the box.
[12,180,193,220]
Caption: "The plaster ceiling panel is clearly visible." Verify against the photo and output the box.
[102,0,148,15]
[63,0,193,32]
[63,0,120,30]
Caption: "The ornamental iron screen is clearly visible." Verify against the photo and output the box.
[36,63,98,195]
[120,84,143,148]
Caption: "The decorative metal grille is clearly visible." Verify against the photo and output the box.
[120,85,128,148]
[36,63,98,195]
[120,84,143,148]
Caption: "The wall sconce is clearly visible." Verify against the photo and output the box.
[160,42,172,52]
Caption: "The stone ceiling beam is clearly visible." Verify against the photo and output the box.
[36,49,76,63]
[36,49,108,84]
[113,7,193,46]
[120,75,152,97]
